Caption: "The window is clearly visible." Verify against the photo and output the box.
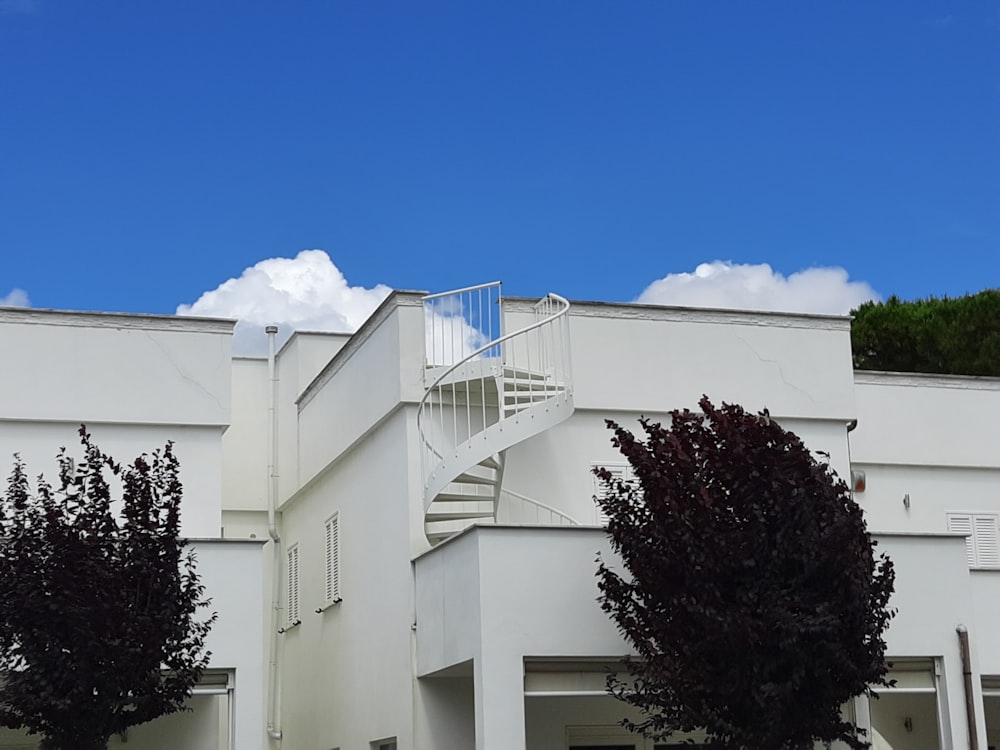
[287,544,300,624]
[592,462,637,525]
[947,513,1000,569]
[868,659,944,749]
[324,512,341,605]
[371,739,396,750]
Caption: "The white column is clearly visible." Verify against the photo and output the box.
[474,650,526,750]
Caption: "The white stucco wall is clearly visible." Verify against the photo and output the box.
[0,419,225,537]
[0,309,236,538]
[873,533,984,747]
[0,309,233,426]
[500,410,855,528]
[294,293,425,496]
[191,540,267,750]
[223,358,269,514]
[210,292,999,750]
[415,527,963,749]
[0,540,265,750]
[267,331,353,503]
[276,408,416,750]
[282,331,353,397]
[505,300,857,421]
[415,526,625,678]
[852,372,1000,469]
[969,573,1000,675]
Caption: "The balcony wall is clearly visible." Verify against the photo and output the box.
[415,526,632,677]
[415,525,987,748]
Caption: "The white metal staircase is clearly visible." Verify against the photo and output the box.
[418,283,576,544]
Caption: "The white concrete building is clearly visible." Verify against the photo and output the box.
[0,308,265,750]
[1,282,998,750]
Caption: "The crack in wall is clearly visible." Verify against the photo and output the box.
[141,330,227,414]
[736,335,818,404]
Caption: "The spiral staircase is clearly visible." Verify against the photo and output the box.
[417,283,577,545]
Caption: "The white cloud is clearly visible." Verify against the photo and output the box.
[1,288,30,307]
[424,306,492,367]
[177,250,392,355]
[636,261,879,315]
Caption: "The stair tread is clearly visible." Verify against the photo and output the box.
[453,472,498,486]
[435,492,495,502]
[425,511,495,521]
[501,367,549,380]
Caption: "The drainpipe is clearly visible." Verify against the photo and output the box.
[957,625,979,750]
[265,325,283,742]
[845,419,858,500]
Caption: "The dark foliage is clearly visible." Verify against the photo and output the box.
[851,289,1000,376]
[0,428,216,750]
[595,397,895,750]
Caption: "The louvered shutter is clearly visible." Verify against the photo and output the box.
[593,464,621,525]
[947,513,1000,569]
[287,545,300,623]
[325,512,341,604]
[947,513,975,567]
[593,463,636,526]
[975,514,1000,568]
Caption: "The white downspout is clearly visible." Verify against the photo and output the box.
[265,325,283,742]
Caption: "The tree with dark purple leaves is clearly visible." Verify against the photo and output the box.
[595,397,895,750]
[0,428,215,750]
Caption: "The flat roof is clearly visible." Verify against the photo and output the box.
[0,306,235,334]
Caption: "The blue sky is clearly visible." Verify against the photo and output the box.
[1,1,997,336]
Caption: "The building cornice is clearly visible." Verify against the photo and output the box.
[503,297,851,331]
[0,306,235,335]
[297,290,426,408]
[854,370,1000,391]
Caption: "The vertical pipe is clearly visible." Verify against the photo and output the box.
[957,625,979,750]
[265,325,283,742]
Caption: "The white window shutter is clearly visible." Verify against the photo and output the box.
[593,463,635,526]
[947,514,975,567]
[974,515,1000,568]
[947,513,1000,569]
[325,512,341,604]
[287,545,300,623]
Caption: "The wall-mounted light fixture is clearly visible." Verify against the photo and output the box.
[903,493,911,509]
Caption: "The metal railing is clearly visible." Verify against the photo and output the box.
[417,286,572,499]
[496,488,580,527]
[423,281,502,368]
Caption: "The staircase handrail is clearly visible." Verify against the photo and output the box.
[419,288,574,544]
[422,280,503,302]
[419,293,570,402]
[498,487,580,526]
[417,293,571,467]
